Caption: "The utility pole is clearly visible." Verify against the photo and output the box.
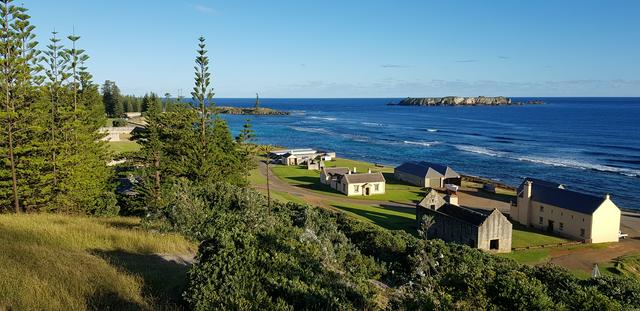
[255,93,260,109]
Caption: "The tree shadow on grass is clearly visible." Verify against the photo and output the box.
[92,250,191,310]
[332,204,417,234]
[87,290,149,311]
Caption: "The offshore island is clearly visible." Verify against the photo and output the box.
[389,96,544,106]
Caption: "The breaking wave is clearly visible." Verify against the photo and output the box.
[309,116,337,121]
[404,140,439,147]
[361,122,385,127]
[288,126,333,135]
[426,128,438,132]
[454,145,640,178]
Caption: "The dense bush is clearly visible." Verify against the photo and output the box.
[155,183,640,310]
[112,118,128,127]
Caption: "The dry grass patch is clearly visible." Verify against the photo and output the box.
[0,213,195,310]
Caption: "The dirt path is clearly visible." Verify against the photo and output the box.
[254,162,640,272]
[255,162,415,212]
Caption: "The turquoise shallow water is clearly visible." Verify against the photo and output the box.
[214,97,640,211]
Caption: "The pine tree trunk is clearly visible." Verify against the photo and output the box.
[7,120,20,213]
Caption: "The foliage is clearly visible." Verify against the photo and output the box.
[112,118,127,127]
[173,184,640,310]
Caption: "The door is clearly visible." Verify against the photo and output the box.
[547,220,554,232]
[365,187,370,196]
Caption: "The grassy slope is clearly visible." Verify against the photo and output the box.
[271,158,425,203]
[108,141,141,154]
[602,253,640,278]
[330,201,416,233]
[0,214,195,310]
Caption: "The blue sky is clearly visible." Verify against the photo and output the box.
[28,0,640,97]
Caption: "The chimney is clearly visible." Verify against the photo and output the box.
[368,168,371,174]
[353,167,357,173]
[525,180,533,199]
[446,194,459,206]
[604,193,611,200]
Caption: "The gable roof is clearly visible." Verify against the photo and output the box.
[395,161,460,179]
[417,161,460,178]
[517,177,564,193]
[343,172,385,184]
[436,204,490,226]
[520,178,607,215]
[322,167,350,176]
[417,188,447,210]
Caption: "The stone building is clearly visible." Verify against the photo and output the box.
[416,189,512,252]
[511,178,621,243]
[394,161,461,188]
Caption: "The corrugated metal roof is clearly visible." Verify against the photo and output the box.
[435,204,489,226]
[395,161,460,179]
[343,172,386,184]
[519,178,606,215]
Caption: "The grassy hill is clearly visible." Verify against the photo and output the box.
[0,214,195,310]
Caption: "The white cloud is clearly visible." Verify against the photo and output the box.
[194,4,215,14]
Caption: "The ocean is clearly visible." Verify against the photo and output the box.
[215,97,640,211]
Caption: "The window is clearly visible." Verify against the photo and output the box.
[374,184,379,191]
[561,212,563,216]
[539,217,543,225]
[559,222,564,231]
[540,205,544,212]
[571,215,574,219]
[354,185,359,193]
[580,228,585,237]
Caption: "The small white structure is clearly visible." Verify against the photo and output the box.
[320,167,385,196]
[269,148,335,166]
[99,126,137,142]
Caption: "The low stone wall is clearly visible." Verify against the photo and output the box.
[462,175,516,192]
[511,240,583,251]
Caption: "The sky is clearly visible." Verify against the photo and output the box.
[27,0,640,97]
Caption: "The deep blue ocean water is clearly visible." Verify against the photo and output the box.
[215,98,640,211]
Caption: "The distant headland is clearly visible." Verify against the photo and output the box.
[389,96,544,106]
[212,106,289,115]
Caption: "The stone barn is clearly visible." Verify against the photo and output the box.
[416,189,512,252]
[394,161,461,188]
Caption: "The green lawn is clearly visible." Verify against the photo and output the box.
[0,213,195,310]
[270,158,425,204]
[108,141,141,154]
[511,224,569,248]
[330,201,416,233]
[248,168,267,186]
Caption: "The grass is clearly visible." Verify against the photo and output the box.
[330,201,416,233]
[108,141,141,154]
[270,158,425,204]
[0,213,195,310]
[511,224,569,248]
[247,168,267,186]
[601,253,640,278]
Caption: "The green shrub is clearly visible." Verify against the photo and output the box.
[112,118,128,127]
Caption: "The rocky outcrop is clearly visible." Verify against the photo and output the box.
[212,106,289,115]
[390,96,544,106]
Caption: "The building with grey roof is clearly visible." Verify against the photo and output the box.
[417,189,512,252]
[394,161,461,188]
[511,178,621,243]
[320,167,385,196]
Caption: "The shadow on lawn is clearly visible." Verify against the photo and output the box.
[92,250,191,310]
[332,203,417,234]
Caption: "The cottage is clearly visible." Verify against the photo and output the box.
[320,167,385,196]
[394,161,461,188]
[416,189,512,252]
[511,178,621,243]
[269,148,335,166]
